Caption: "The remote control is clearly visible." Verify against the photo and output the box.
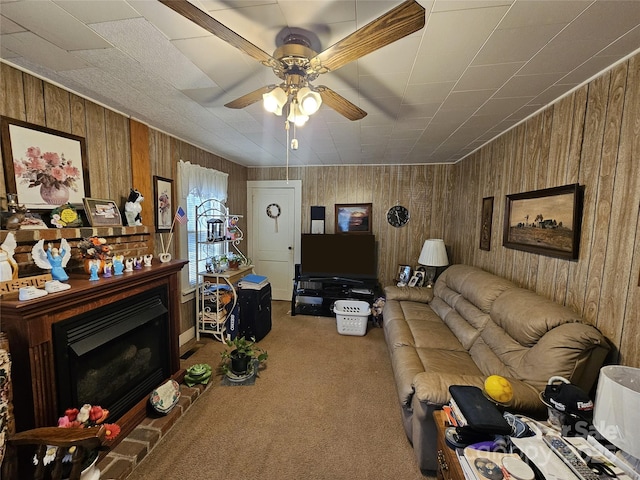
[542,435,599,480]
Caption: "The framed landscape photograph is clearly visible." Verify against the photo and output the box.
[503,183,583,260]
[154,175,173,232]
[480,196,494,251]
[335,203,372,234]
[1,116,89,209]
[83,198,122,227]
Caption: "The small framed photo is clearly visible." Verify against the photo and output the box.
[335,203,372,234]
[83,198,122,226]
[154,175,173,232]
[396,264,412,286]
[408,271,425,287]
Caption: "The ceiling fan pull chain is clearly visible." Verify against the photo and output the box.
[285,120,290,184]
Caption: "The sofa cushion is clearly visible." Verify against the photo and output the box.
[490,288,583,346]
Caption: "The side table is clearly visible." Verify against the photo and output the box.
[434,410,466,480]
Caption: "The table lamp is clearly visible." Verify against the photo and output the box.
[593,365,640,472]
[418,239,449,287]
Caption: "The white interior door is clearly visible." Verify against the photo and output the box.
[247,180,301,301]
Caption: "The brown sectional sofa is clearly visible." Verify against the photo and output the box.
[382,264,610,472]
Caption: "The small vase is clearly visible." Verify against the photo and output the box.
[40,184,70,205]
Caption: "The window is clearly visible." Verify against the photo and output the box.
[177,161,228,293]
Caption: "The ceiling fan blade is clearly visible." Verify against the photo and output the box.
[225,86,274,109]
[310,0,425,74]
[316,86,367,121]
[158,0,281,70]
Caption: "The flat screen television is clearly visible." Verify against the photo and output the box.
[300,234,376,279]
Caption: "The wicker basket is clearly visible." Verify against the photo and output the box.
[333,300,370,336]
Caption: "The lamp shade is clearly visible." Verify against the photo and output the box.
[263,86,287,115]
[297,87,322,116]
[418,239,449,267]
[593,365,640,459]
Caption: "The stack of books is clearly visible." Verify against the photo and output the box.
[239,273,268,290]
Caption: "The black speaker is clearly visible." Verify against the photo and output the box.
[239,284,272,341]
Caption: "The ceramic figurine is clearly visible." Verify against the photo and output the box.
[124,258,134,272]
[134,256,143,270]
[0,232,18,282]
[32,239,71,281]
[89,260,100,281]
[102,261,113,278]
[113,255,124,275]
[143,254,153,267]
[124,188,144,226]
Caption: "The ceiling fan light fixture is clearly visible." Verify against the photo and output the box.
[297,87,322,116]
[287,101,309,126]
[263,87,288,115]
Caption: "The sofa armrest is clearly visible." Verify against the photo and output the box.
[411,372,545,416]
[384,286,434,303]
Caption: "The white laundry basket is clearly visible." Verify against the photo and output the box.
[333,300,370,336]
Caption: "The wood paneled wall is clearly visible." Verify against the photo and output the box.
[1,63,248,336]
[449,56,640,367]
[249,54,640,368]
[248,164,455,287]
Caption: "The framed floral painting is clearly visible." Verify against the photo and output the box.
[1,117,89,209]
[154,176,173,232]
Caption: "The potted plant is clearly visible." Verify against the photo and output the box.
[220,336,268,376]
[227,252,240,270]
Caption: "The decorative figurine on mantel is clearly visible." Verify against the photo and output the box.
[113,255,124,276]
[143,254,153,267]
[88,259,100,281]
[124,258,134,272]
[31,239,71,281]
[0,232,19,282]
[124,188,144,226]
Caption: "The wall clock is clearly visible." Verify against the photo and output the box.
[387,205,410,227]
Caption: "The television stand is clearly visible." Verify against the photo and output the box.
[291,274,379,317]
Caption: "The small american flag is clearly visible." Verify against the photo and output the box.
[175,206,188,224]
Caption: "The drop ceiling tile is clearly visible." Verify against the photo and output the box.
[1,32,90,71]
[359,72,410,98]
[472,23,567,65]
[55,0,140,23]
[0,15,25,34]
[599,27,640,56]
[91,18,215,91]
[454,62,524,91]
[403,82,455,104]
[441,89,494,110]
[475,95,534,116]
[559,55,623,86]
[495,72,563,98]
[1,0,111,50]
[497,0,591,29]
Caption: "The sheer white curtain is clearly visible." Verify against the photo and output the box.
[177,160,228,293]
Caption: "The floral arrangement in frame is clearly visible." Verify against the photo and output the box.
[503,183,583,260]
[335,203,372,234]
[154,175,173,232]
[1,116,89,210]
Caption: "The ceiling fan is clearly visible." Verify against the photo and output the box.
[158,0,426,122]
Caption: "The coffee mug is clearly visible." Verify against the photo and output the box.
[159,253,172,263]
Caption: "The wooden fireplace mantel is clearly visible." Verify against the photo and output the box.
[0,259,187,442]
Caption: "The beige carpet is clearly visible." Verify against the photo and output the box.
[126,301,433,480]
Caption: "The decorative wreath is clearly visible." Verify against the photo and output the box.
[266,203,281,219]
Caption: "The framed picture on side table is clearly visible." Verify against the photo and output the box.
[397,264,412,286]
